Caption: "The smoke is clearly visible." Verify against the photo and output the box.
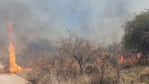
[0,0,149,44]
[0,0,149,65]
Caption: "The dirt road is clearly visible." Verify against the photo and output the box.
[0,74,30,84]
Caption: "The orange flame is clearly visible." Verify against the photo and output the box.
[118,55,124,64]
[8,40,22,73]
[7,23,22,73]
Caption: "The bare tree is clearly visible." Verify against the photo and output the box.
[57,34,99,75]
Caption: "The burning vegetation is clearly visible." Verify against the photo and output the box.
[0,1,149,84]
[7,23,23,73]
[8,39,22,73]
[5,23,31,73]
[25,10,149,84]
[0,22,148,84]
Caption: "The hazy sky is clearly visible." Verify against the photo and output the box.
[0,0,149,44]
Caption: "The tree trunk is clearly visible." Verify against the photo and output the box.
[79,63,83,75]
[100,63,105,84]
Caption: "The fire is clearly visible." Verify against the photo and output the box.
[8,40,22,73]
[118,55,124,64]
[7,23,22,73]
[118,53,140,64]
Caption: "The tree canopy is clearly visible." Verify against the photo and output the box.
[122,10,149,55]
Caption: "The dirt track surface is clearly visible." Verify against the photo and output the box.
[0,74,29,84]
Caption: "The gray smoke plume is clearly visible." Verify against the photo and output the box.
[0,0,149,43]
[0,0,148,54]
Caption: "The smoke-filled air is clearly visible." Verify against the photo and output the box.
[0,0,149,84]
[0,0,148,43]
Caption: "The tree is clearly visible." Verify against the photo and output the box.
[58,34,99,75]
[122,10,149,57]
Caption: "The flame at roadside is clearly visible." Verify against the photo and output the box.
[7,23,31,73]
[8,39,22,73]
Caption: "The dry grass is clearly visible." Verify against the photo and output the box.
[24,64,149,84]
[120,66,149,84]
